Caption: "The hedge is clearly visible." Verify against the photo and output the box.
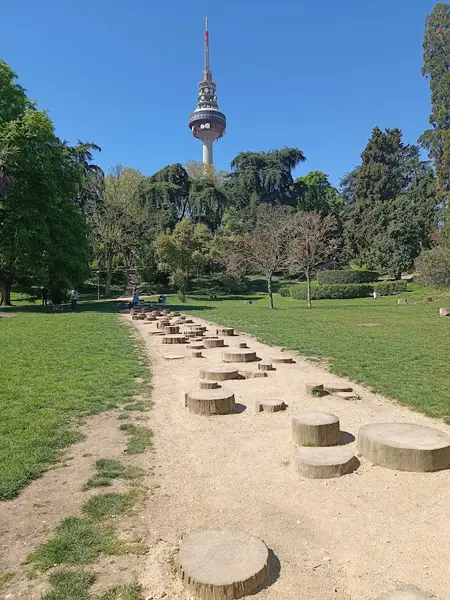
[317,270,380,285]
[279,286,291,297]
[288,280,407,300]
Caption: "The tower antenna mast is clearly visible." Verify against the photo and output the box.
[204,16,210,80]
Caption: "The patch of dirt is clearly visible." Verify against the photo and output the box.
[0,409,154,599]
[0,312,16,318]
[358,322,382,327]
[130,314,450,600]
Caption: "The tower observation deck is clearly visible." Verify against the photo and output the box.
[188,18,226,166]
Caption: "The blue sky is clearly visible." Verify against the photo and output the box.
[2,0,437,186]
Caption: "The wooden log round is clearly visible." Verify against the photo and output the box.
[152,311,162,317]
[185,331,200,338]
[323,383,352,393]
[237,342,248,349]
[216,327,235,336]
[423,297,433,303]
[270,356,294,364]
[146,315,157,321]
[192,351,203,358]
[190,343,205,350]
[199,380,220,389]
[294,446,358,479]
[136,314,146,320]
[178,529,269,599]
[397,298,408,305]
[335,391,360,400]
[239,370,267,379]
[162,335,188,345]
[172,311,181,316]
[204,338,225,349]
[185,388,235,415]
[187,324,207,331]
[305,383,327,396]
[157,319,171,329]
[292,412,340,447]
[164,325,180,335]
[222,350,258,363]
[255,400,287,413]
[358,423,450,472]
[131,315,140,320]
[439,307,450,317]
[258,363,274,371]
[200,366,240,381]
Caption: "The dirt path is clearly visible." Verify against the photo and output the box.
[133,314,450,600]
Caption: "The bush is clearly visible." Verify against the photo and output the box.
[290,283,373,300]
[373,281,407,295]
[317,270,380,285]
[416,243,450,287]
[279,286,291,297]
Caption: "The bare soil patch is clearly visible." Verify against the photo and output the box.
[131,314,450,600]
[358,322,382,327]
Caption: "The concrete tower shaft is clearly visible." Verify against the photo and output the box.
[188,18,226,166]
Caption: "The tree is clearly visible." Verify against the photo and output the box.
[97,165,146,296]
[419,4,450,214]
[185,160,229,232]
[289,212,337,307]
[154,219,212,301]
[294,171,342,215]
[416,240,450,287]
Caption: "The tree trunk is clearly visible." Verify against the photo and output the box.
[105,255,113,297]
[267,274,274,309]
[306,271,312,308]
[0,280,12,306]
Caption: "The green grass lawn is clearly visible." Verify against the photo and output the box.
[173,284,450,422]
[0,298,146,500]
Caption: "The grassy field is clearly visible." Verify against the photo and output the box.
[0,299,146,500]
[174,284,450,422]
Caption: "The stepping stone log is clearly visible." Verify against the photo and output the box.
[358,422,450,472]
[423,297,433,303]
[192,350,203,358]
[239,370,267,379]
[398,298,408,305]
[200,366,240,381]
[258,362,274,371]
[271,356,294,364]
[294,446,358,479]
[178,529,269,599]
[190,343,204,350]
[439,307,450,317]
[216,327,235,336]
[323,383,352,393]
[222,350,258,363]
[199,380,220,389]
[292,412,340,447]
[164,325,180,335]
[255,399,287,413]
[204,338,225,349]
[336,391,360,400]
[237,342,248,349]
[157,320,171,329]
[305,383,328,397]
[184,388,235,415]
[162,335,188,345]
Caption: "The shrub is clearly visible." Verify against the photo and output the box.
[317,270,379,285]
[373,281,407,295]
[279,286,291,297]
[416,243,450,287]
[290,283,372,300]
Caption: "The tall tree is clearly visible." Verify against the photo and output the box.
[154,218,212,301]
[419,3,450,214]
[294,170,342,215]
[289,212,337,307]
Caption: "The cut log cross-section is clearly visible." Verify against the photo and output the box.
[439,307,450,317]
[199,380,220,390]
[294,446,358,479]
[164,325,180,335]
[217,327,235,336]
[222,350,258,363]
[178,529,269,600]
[204,338,225,349]
[255,400,287,413]
[271,356,294,364]
[185,388,235,415]
[237,342,248,349]
[258,363,274,371]
[192,351,203,358]
[162,335,188,345]
[200,366,240,381]
[292,412,341,447]
[358,422,450,472]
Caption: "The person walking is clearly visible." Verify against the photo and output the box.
[372,290,377,301]
[70,288,79,312]
[41,286,48,306]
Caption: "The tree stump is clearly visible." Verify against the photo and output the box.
[222,350,258,363]
[184,319,194,323]
[305,383,328,397]
[323,383,352,393]
[199,380,220,390]
[192,350,203,358]
[258,363,274,371]
[152,311,162,317]
[439,307,450,317]
[270,356,294,364]
[178,529,269,599]
[157,319,171,329]
[358,423,450,472]
[131,315,140,321]
[292,412,340,447]
[204,338,225,349]
[294,446,358,479]
[216,327,235,336]
[398,299,408,305]
[162,335,188,344]
[190,342,205,350]
[164,325,180,335]
[423,297,433,303]
[172,311,181,316]
[187,324,206,331]
[200,366,240,381]
[146,315,157,321]
[255,399,287,413]
[185,331,201,338]
[237,342,248,349]
[239,370,267,379]
[137,314,146,320]
[185,388,235,415]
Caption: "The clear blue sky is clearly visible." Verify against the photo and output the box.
[2,0,438,186]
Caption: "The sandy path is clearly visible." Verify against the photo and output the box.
[133,315,450,600]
